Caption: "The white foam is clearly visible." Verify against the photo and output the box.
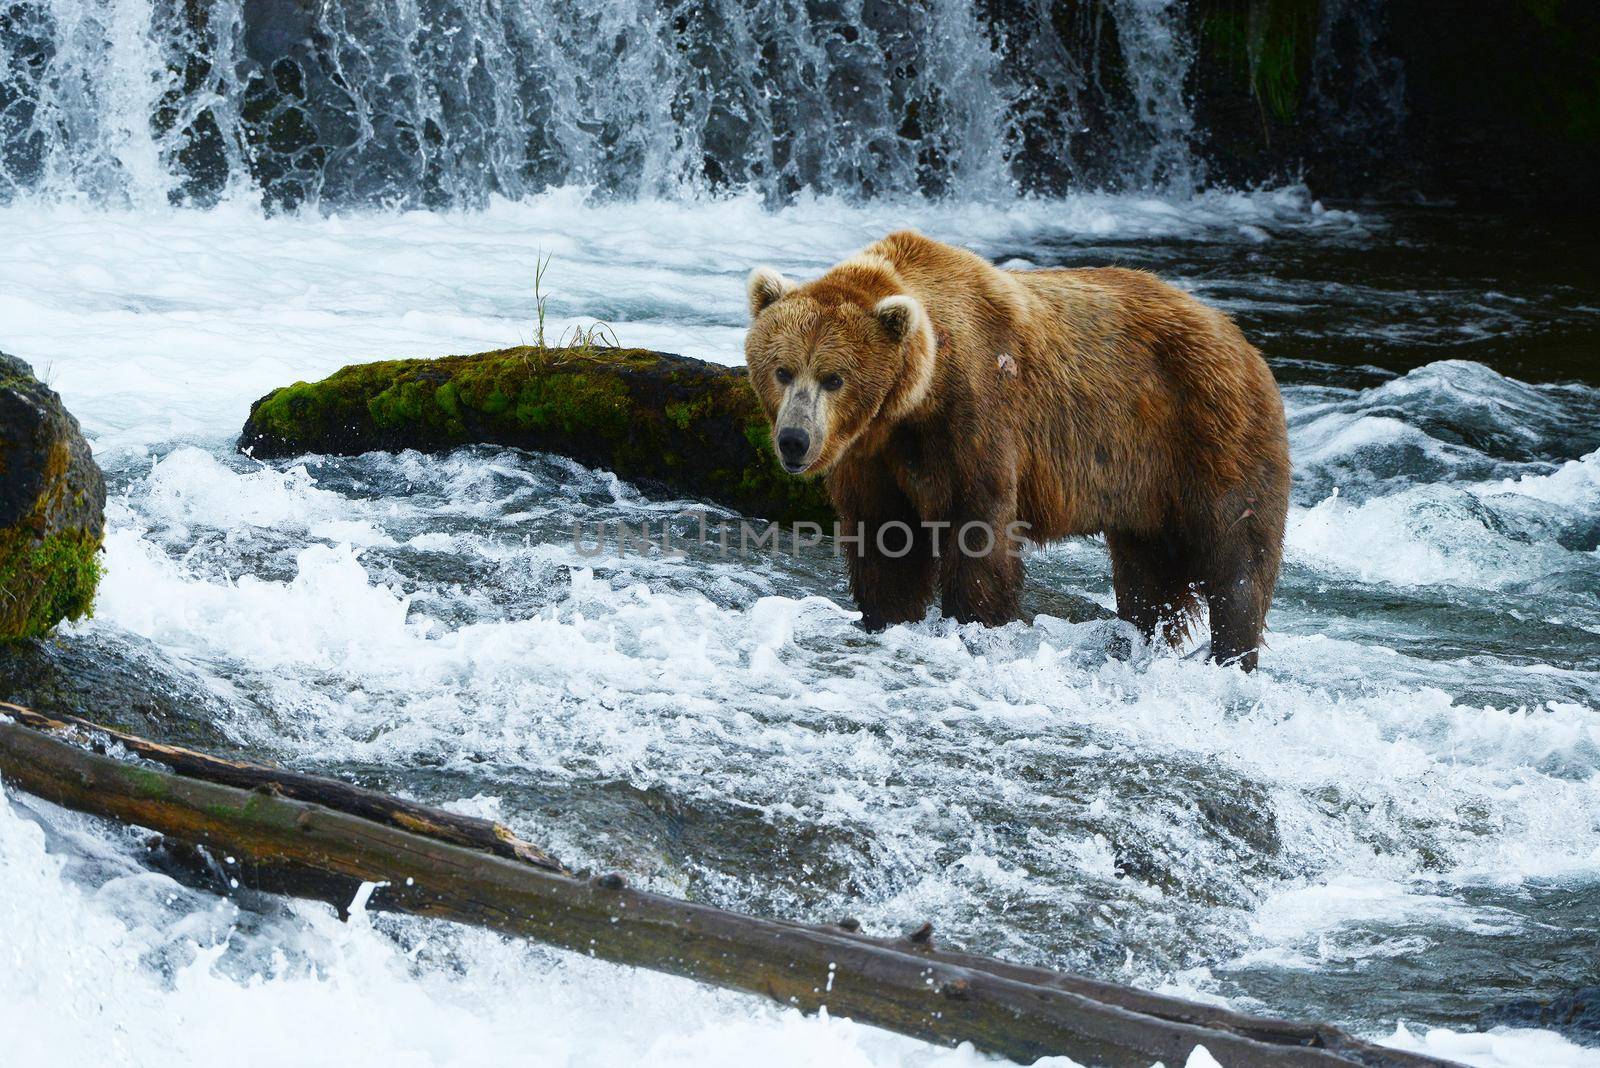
[1384,1022,1600,1068]
[96,527,424,673]
[136,448,357,535]
[1244,876,1525,963]
[88,452,1600,895]
[1473,449,1600,510]
[1286,483,1590,589]
[0,784,1062,1068]
[1290,411,1476,474]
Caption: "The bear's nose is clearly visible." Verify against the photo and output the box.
[777,427,810,467]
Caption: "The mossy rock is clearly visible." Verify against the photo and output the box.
[0,353,106,641]
[239,346,834,527]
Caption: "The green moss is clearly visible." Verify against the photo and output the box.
[254,348,654,443]
[368,379,432,429]
[743,422,772,454]
[435,380,462,420]
[1251,15,1311,122]
[664,395,713,430]
[1201,0,1317,124]
[511,371,631,438]
[1523,0,1562,29]
[124,766,174,800]
[247,378,349,444]
[200,794,291,827]
[1512,0,1600,142]
[242,346,836,526]
[1,363,105,640]
[481,388,512,415]
[0,526,102,640]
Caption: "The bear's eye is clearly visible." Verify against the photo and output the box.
[775,368,794,385]
[821,373,844,392]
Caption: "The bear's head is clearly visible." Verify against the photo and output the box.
[743,254,936,476]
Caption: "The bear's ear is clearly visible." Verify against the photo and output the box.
[747,267,795,318]
[875,295,937,418]
[873,294,925,344]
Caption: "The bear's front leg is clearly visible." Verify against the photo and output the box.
[847,520,938,631]
[831,464,938,631]
[939,468,1024,627]
[940,522,1023,626]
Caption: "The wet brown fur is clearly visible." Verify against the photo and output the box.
[744,230,1291,669]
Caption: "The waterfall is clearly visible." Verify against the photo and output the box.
[0,0,1387,209]
[1105,0,1199,190]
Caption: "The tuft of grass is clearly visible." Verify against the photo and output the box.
[1200,0,1317,129]
[533,252,553,351]
[525,254,623,371]
[560,320,622,358]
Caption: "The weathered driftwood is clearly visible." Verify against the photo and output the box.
[0,702,563,872]
[0,705,1457,1068]
[237,346,834,526]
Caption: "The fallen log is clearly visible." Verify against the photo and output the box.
[237,346,834,526]
[0,704,1456,1068]
[0,702,563,872]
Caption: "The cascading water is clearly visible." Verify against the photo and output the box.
[1104,0,1198,190]
[1308,0,1405,148]
[1,0,1238,207]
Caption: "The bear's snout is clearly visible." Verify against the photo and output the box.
[776,427,811,472]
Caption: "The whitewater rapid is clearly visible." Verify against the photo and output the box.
[1,188,1598,1068]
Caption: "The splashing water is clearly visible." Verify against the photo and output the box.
[1,189,1598,1066]
[1105,0,1199,190]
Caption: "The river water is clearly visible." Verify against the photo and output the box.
[1,187,1597,1067]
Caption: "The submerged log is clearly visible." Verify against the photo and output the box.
[0,703,1456,1068]
[238,346,834,526]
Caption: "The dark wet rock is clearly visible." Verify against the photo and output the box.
[0,632,240,749]
[0,352,105,640]
[1019,584,1116,627]
[1481,987,1600,1046]
[1189,1,1600,209]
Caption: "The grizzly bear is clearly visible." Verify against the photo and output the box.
[742,230,1290,670]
